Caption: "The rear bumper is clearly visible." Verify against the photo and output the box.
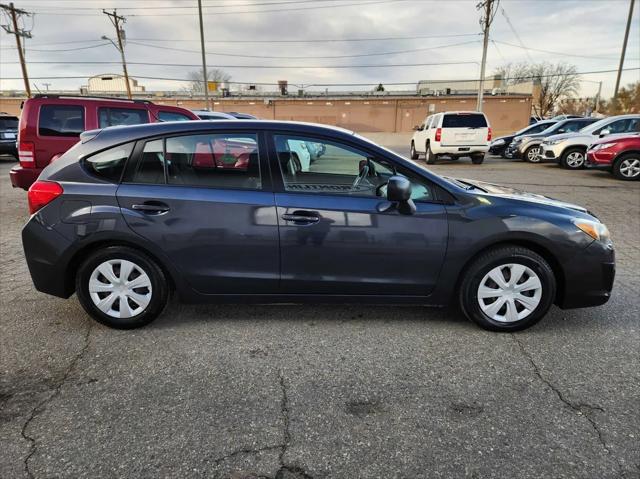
[558,240,615,309]
[10,165,41,190]
[433,145,489,156]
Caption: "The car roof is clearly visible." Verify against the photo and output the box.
[80,120,356,150]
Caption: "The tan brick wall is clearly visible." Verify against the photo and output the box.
[0,95,532,136]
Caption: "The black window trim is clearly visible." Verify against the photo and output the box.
[121,130,272,192]
[81,140,136,184]
[265,130,446,205]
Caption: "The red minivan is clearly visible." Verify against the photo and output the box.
[10,95,199,190]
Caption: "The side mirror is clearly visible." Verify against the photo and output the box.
[599,128,611,138]
[379,175,416,215]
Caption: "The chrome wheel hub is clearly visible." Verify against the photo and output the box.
[620,158,640,178]
[477,263,542,323]
[88,259,152,318]
[566,151,584,168]
[528,148,540,162]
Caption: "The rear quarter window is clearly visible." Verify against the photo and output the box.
[158,111,192,122]
[39,105,85,137]
[442,114,487,128]
[84,142,134,182]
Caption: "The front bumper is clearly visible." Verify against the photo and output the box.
[504,144,521,159]
[10,165,41,190]
[558,239,615,309]
[585,150,615,171]
[539,143,563,162]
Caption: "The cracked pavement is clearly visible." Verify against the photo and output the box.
[1,144,639,478]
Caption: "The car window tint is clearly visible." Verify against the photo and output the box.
[442,114,487,128]
[98,108,149,128]
[158,111,192,122]
[39,105,84,137]
[526,122,552,134]
[85,142,133,182]
[165,133,261,189]
[274,134,433,201]
[607,118,640,134]
[0,116,18,129]
[133,139,166,184]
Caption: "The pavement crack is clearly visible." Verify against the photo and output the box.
[20,323,92,479]
[511,334,628,477]
[278,371,291,468]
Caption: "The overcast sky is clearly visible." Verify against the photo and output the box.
[0,0,638,99]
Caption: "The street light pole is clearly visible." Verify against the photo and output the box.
[197,0,210,110]
[613,0,635,100]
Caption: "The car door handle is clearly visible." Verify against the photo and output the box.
[131,202,170,214]
[281,212,320,224]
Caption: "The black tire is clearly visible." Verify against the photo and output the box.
[471,154,485,164]
[410,141,418,160]
[459,246,556,332]
[612,153,640,181]
[425,142,436,164]
[560,147,586,169]
[76,246,169,329]
[523,145,542,163]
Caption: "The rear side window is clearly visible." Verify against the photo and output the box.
[85,142,133,182]
[99,107,149,128]
[442,114,487,128]
[158,111,192,122]
[39,105,85,137]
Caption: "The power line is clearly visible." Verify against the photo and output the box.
[491,39,637,61]
[499,5,532,62]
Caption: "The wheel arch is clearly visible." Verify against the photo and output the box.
[454,238,565,305]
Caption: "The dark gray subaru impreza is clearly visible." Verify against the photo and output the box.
[22,121,615,331]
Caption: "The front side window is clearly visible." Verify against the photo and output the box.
[274,134,433,201]
[605,118,640,134]
[98,107,149,128]
[85,142,134,182]
[563,120,589,133]
[39,105,85,137]
[158,111,192,122]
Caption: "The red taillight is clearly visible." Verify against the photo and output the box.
[487,127,492,141]
[19,140,35,166]
[27,180,63,214]
[435,128,442,142]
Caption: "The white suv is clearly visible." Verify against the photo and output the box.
[410,111,491,164]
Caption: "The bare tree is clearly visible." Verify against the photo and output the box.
[185,68,231,93]
[494,62,580,117]
[604,81,640,114]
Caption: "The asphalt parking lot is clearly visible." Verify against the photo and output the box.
[1,139,639,479]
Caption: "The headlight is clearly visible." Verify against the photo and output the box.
[491,138,505,146]
[573,219,610,242]
[590,142,616,151]
[544,139,563,146]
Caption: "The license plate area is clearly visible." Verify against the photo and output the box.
[458,147,470,152]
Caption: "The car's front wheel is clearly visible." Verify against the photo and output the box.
[613,153,640,180]
[76,246,169,329]
[410,141,418,160]
[560,147,586,169]
[460,246,556,331]
[524,145,541,163]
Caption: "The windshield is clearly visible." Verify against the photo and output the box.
[517,121,555,135]
[0,117,19,129]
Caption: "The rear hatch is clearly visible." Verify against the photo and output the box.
[439,112,488,146]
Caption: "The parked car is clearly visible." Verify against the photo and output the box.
[586,133,640,180]
[551,114,585,120]
[10,95,198,190]
[191,110,237,120]
[22,121,614,332]
[0,112,19,159]
[228,112,258,120]
[529,116,542,125]
[505,118,599,162]
[489,120,557,157]
[410,111,491,164]
[539,114,640,169]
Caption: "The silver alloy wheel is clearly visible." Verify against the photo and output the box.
[619,157,640,178]
[566,151,585,168]
[527,147,541,162]
[88,259,152,318]
[477,263,542,323]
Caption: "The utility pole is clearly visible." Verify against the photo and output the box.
[613,0,635,99]
[197,0,210,110]
[593,81,602,115]
[103,9,132,100]
[476,0,499,111]
[1,3,33,97]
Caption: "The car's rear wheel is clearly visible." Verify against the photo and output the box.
[410,141,418,160]
[613,153,640,180]
[560,147,586,169]
[425,142,436,164]
[459,246,556,332]
[76,246,169,329]
[471,154,485,164]
[524,145,541,163]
